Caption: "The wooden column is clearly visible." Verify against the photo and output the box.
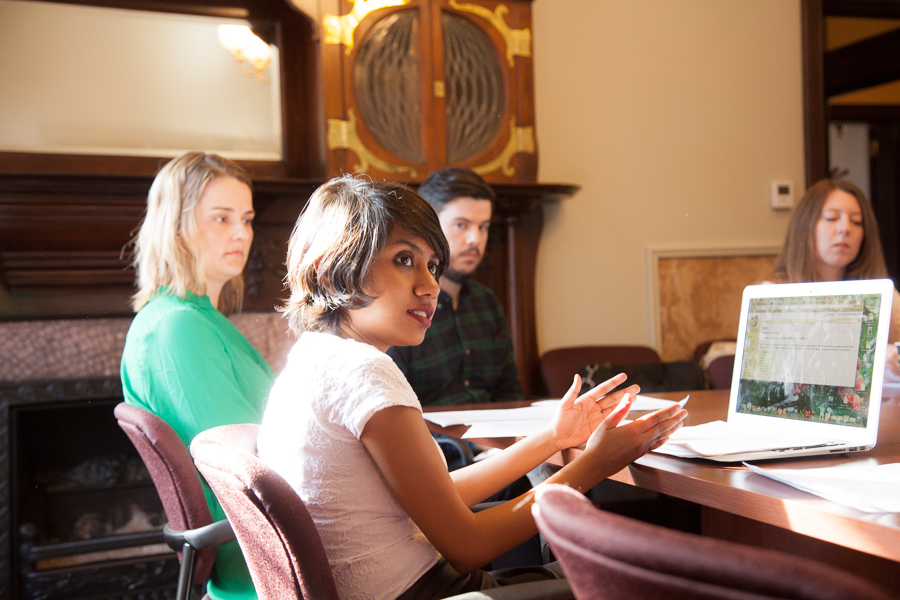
[485,183,579,396]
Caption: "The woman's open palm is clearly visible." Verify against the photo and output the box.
[547,373,640,452]
[579,401,686,477]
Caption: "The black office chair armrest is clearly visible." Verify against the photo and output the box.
[436,434,476,468]
[446,579,573,600]
[472,501,504,512]
[163,518,235,552]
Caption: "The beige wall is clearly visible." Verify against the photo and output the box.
[532,0,805,355]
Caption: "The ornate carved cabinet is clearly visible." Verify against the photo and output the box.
[320,0,537,183]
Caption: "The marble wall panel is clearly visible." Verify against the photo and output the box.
[0,311,294,382]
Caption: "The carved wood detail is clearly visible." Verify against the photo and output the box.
[0,173,576,394]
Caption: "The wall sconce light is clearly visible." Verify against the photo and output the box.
[217,25,272,85]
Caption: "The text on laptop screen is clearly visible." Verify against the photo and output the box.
[736,293,882,428]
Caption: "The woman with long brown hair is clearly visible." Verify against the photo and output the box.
[768,177,900,373]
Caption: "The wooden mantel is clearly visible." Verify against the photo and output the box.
[0,173,577,394]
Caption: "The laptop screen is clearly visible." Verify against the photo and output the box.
[735,292,883,429]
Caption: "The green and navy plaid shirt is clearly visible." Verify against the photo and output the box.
[387,280,524,406]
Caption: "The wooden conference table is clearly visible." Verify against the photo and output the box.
[425,390,900,591]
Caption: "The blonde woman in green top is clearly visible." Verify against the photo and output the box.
[121,151,274,600]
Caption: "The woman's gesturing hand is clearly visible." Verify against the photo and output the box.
[580,401,688,478]
[547,373,641,452]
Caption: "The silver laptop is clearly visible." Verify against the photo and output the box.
[657,279,894,462]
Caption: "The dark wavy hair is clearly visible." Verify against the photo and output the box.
[416,167,495,214]
[282,175,450,337]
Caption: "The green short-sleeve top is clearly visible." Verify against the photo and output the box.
[121,290,275,600]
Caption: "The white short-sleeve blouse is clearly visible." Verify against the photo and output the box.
[258,332,441,600]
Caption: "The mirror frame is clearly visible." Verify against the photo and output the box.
[0,0,325,179]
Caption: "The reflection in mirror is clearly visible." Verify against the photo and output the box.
[0,0,282,160]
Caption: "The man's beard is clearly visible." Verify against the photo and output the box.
[442,267,470,284]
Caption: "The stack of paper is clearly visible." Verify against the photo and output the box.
[425,404,557,438]
[744,462,900,513]
[424,395,687,439]
[655,421,833,459]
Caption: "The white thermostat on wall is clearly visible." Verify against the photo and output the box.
[770,180,794,210]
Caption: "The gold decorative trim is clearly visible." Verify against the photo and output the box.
[448,1,531,67]
[324,0,409,53]
[327,109,419,177]
[434,80,446,98]
[472,117,534,177]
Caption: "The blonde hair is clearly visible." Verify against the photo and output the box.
[282,175,450,337]
[771,178,889,283]
[130,151,252,314]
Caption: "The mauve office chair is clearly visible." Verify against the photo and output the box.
[115,403,235,600]
[532,483,894,600]
[191,423,573,600]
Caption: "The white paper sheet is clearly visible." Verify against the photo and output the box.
[462,420,548,439]
[423,405,557,428]
[426,395,685,427]
[426,395,688,439]
[462,418,638,439]
[654,420,833,459]
[743,462,900,513]
[530,394,685,413]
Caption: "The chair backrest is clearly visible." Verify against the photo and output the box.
[706,354,736,389]
[540,345,662,396]
[190,424,340,600]
[532,483,893,600]
[113,402,216,583]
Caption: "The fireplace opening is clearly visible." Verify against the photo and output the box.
[15,400,166,546]
[8,386,181,600]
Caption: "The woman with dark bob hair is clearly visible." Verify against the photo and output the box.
[258,175,686,599]
[767,177,900,373]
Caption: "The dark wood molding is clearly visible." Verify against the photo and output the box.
[0,174,323,319]
[824,28,900,97]
[0,171,578,395]
[824,0,900,18]
[502,208,543,395]
[487,182,579,395]
[830,104,900,120]
[803,0,900,187]
[802,0,829,187]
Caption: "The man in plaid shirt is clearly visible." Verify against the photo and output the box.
[387,168,524,407]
